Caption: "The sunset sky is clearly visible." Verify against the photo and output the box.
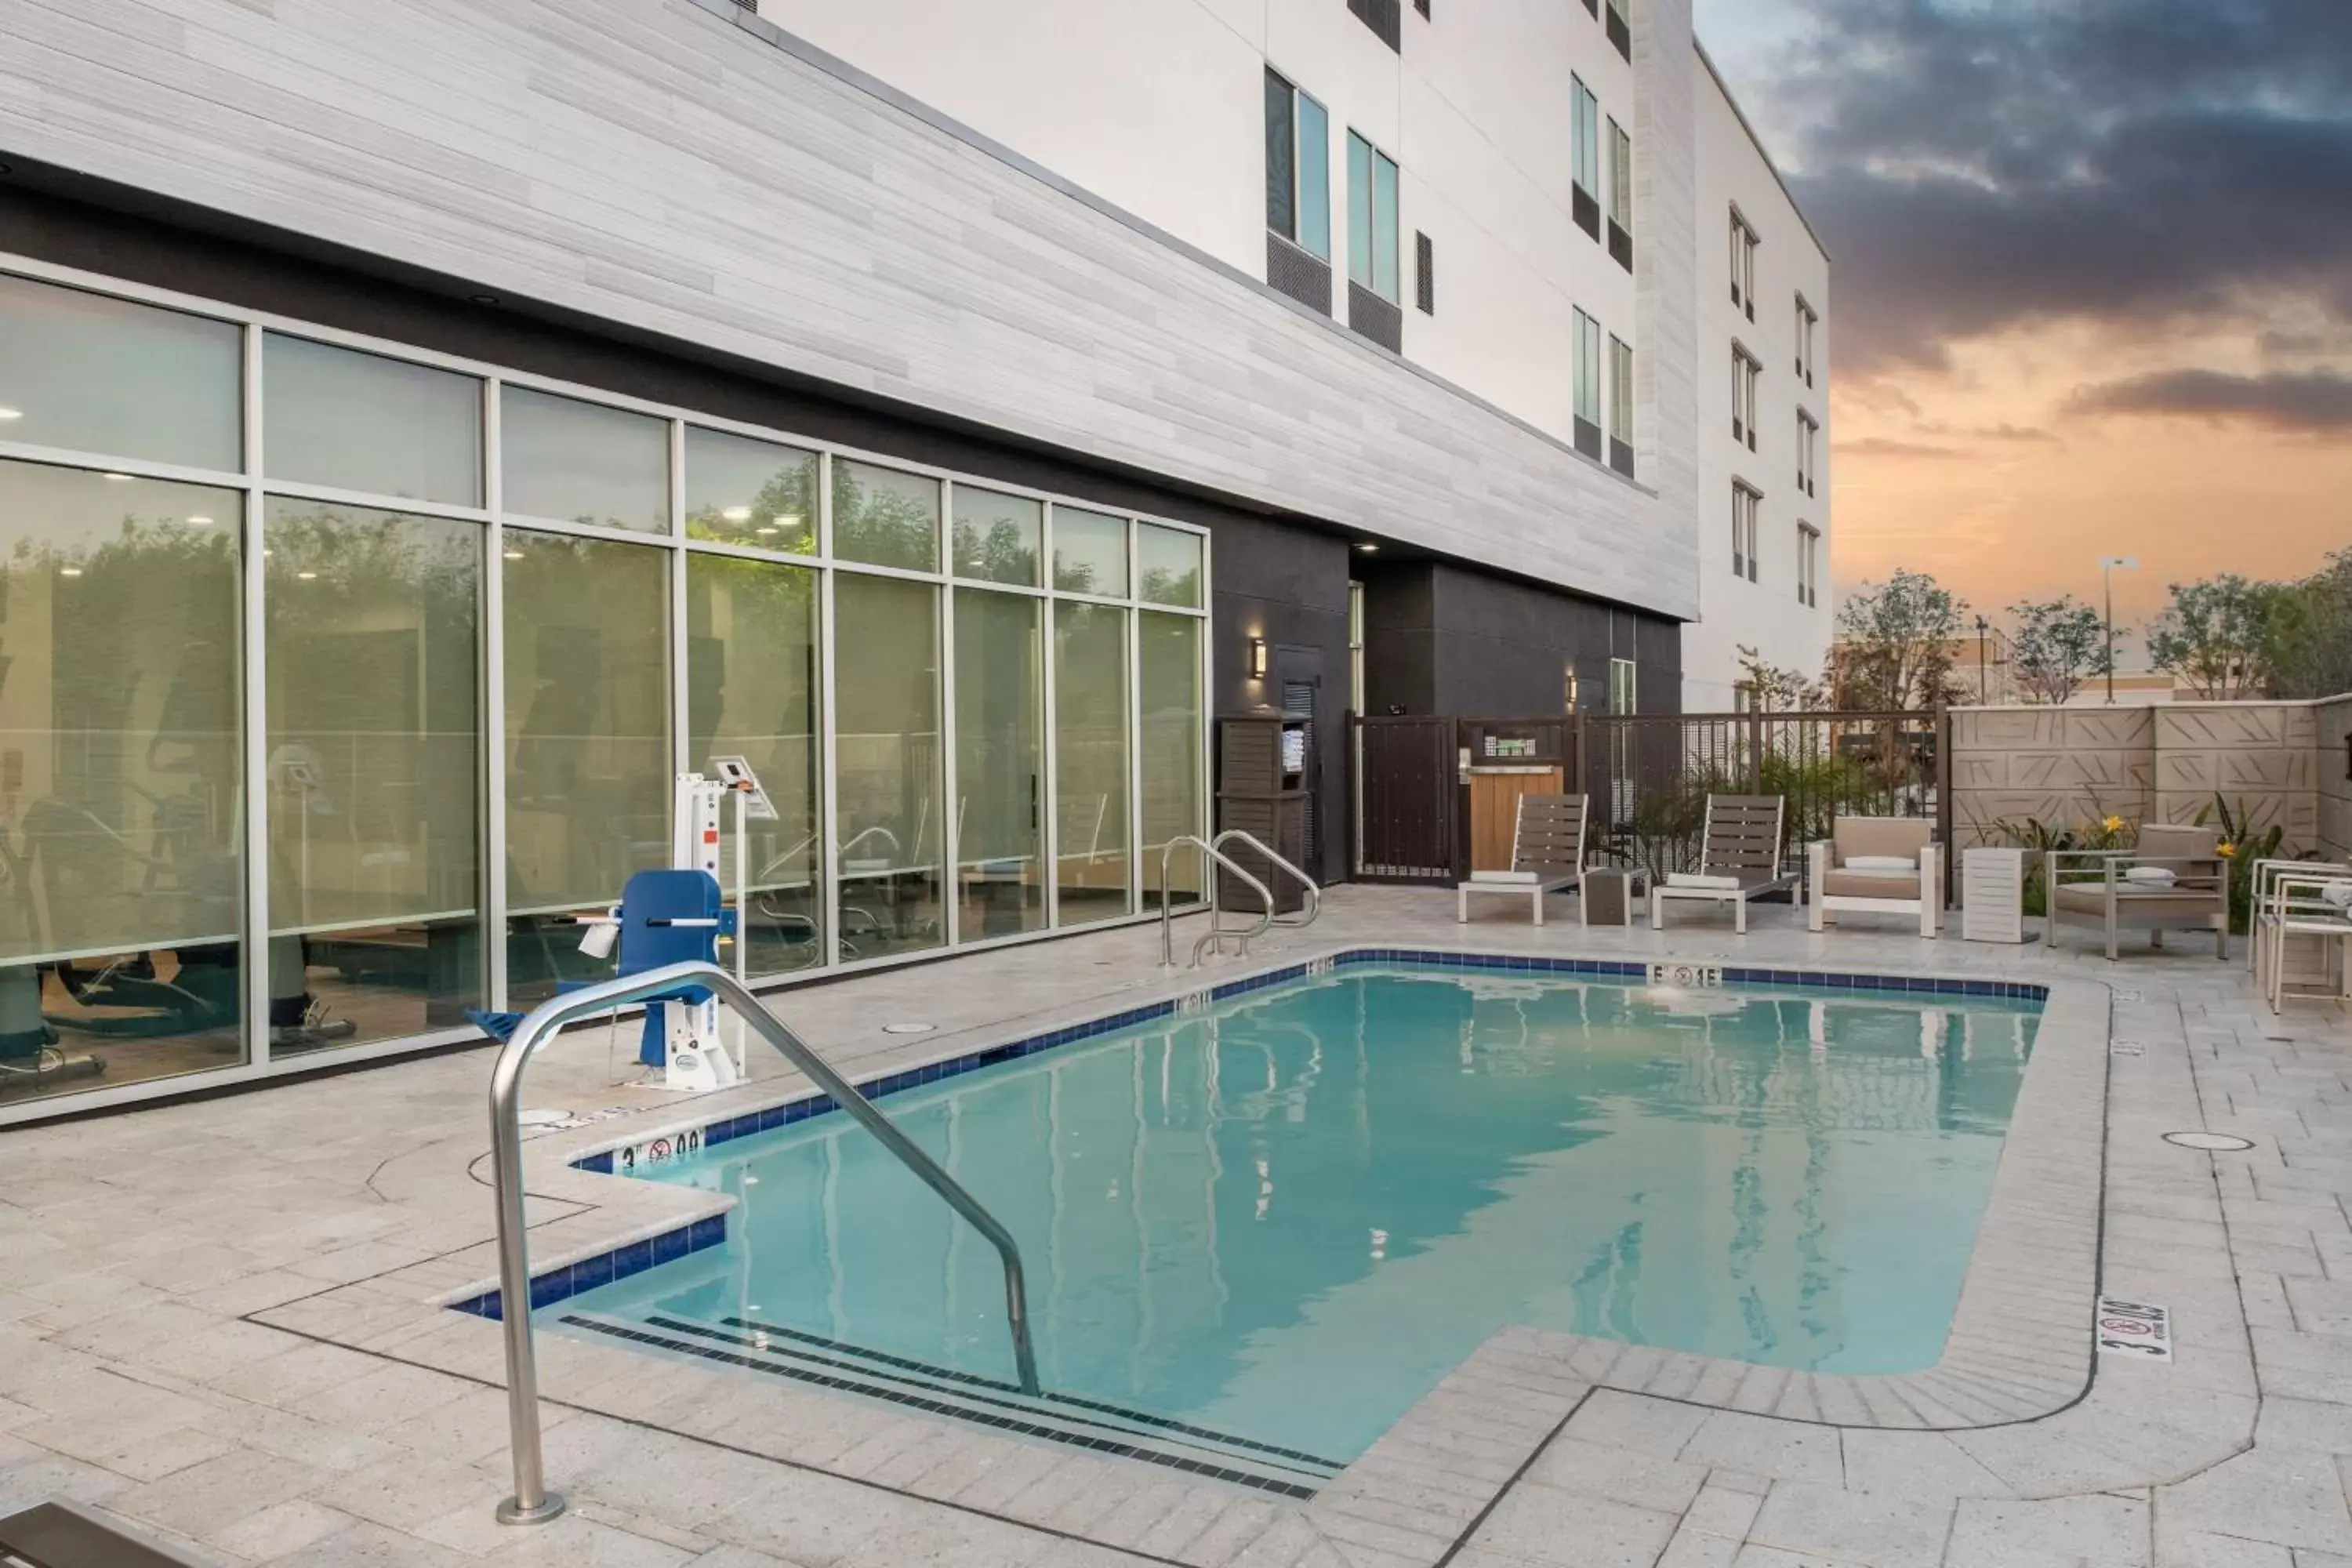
[1692,0,2352,650]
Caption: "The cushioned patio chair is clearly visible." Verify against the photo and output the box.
[2043,822,2229,961]
[1650,795,1796,934]
[1457,793,1592,927]
[1807,816,1940,937]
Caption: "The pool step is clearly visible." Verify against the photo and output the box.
[557,1310,1340,1497]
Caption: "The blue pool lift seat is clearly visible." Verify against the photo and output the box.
[469,869,735,1068]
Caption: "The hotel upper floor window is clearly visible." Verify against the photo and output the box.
[1264,69,1332,263]
[1731,345,1760,449]
[1730,209,1758,321]
[1570,78,1602,239]
[1347,131,1401,304]
[1572,310,1603,461]
[266,334,481,506]
[1608,335,1635,477]
[1606,118,1635,271]
[1798,523,1820,608]
[1795,293,1819,386]
[1605,0,1632,57]
[1797,410,1819,498]
[1731,481,1760,583]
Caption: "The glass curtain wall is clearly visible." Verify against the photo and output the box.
[0,260,1210,1115]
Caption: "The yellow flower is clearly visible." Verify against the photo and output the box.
[2102,815,2125,834]
[2216,841,2237,858]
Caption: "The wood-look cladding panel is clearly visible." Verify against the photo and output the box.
[0,0,1700,620]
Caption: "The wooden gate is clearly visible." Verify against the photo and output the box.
[1348,715,1457,880]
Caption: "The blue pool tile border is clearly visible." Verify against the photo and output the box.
[484,946,2049,1317]
[450,1213,727,1322]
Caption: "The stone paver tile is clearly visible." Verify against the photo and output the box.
[312,1454,508,1533]
[1680,1480,1763,1541]
[1837,1429,2015,1503]
[207,1499,362,1559]
[1949,1422,2156,1499]
[1947,1494,2151,1568]
[247,1518,477,1566]
[104,1445,329,1543]
[2258,1396,2352,1455]
[1523,1434,1708,1514]
[1465,1481,1678,1566]
[1748,1481,1954,1568]
[680,1549,803,1568]
[0,1450,136,1515]
[1678,1412,1843,1485]
[1559,1389,1710,1461]
[2157,1446,2352,1555]
[699,1471,911,1566]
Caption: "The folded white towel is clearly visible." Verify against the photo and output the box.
[1845,855,1915,873]
[1667,873,1742,891]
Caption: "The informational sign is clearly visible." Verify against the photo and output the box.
[2095,1297,2172,1361]
[2110,1041,2145,1057]
[1648,962,1724,988]
[709,756,776,821]
[615,1125,706,1174]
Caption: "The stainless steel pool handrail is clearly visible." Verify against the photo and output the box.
[1159,836,1273,967]
[486,961,1040,1527]
[1210,829,1321,931]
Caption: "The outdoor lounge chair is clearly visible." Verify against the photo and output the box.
[1457,793,1599,926]
[2043,822,2229,961]
[1650,795,1796,934]
[1806,815,1940,937]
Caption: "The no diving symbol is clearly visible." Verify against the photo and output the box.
[2095,1297,2172,1362]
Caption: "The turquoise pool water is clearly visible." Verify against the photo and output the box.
[549,965,2038,1465]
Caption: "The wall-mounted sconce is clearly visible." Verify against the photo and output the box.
[1248,637,1269,680]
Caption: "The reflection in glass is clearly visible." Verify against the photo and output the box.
[1055,602,1131,924]
[951,487,1040,586]
[1053,506,1127,596]
[0,461,245,1102]
[501,386,670,532]
[263,501,481,1052]
[0,274,242,471]
[687,554,823,975]
[1137,524,1203,608]
[834,460,939,571]
[263,334,482,505]
[954,590,1045,941]
[1139,613,1205,906]
[684,427,816,554]
[833,574,943,960]
[503,532,670,1002]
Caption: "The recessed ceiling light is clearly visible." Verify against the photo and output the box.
[503,550,524,560]
[103,472,132,482]
[721,506,752,522]
[0,407,21,421]
[1356,542,1379,553]
[296,570,318,580]
[183,515,213,525]
[58,567,82,577]
[470,292,501,307]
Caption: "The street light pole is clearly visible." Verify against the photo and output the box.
[1974,614,1988,703]
[2096,557,2138,705]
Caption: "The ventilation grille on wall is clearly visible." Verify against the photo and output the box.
[1267,234,1334,317]
[1414,232,1434,314]
[1348,284,1403,354]
[1348,0,1403,51]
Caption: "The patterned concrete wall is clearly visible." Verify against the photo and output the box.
[2319,695,2352,863]
[1949,706,2155,851]
[1951,701,2338,855]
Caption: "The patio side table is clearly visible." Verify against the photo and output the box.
[1962,848,2028,944]
[1582,867,1648,927]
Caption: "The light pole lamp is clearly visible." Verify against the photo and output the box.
[2096,557,2138,704]
[1973,613,1988,703]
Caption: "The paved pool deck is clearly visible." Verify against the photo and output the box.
[2,885,2348,1568]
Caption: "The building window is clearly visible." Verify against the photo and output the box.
[1605,0,1632,57]
[1606,118,1634,271]
[1265,70,1331,262]
[1731,345,1759,449]
[1347,130,1403,349]
[1348,580,1367,713]
[1797,410,1819,498]
[1609,656,1637,715]
[1731,481,1760,583]
[1572,310,1603,460]
[1570,78,1602,239]
[1795,294,1818,387]
[1608,335,1635,477]
[1798,524,1820,608]
[1729,209,1758,321]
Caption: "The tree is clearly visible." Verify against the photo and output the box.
[2007,595,2114,705]
[1734,644,1824,711]
[1830,568,1965,710]
[2147,575,2276,699]
[2263,548,2352,699]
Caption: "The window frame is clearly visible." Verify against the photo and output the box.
[1347,129,1402,303]
[1731,481,1761,583]
[1797,522,1820,608]
[1264,68,1332,263]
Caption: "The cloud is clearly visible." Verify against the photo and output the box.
[1834,437,1963,459]
[2068,368,2352,431]
[1762,0,2352,373]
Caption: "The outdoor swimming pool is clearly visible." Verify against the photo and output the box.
[544,960,2040,1482]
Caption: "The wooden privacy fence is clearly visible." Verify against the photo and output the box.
[1348,710,1949,887]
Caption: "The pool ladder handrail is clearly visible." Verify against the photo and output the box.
[1160,835,1274,967]
[485,960,1040,1528]
[1209,829,1321,932]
